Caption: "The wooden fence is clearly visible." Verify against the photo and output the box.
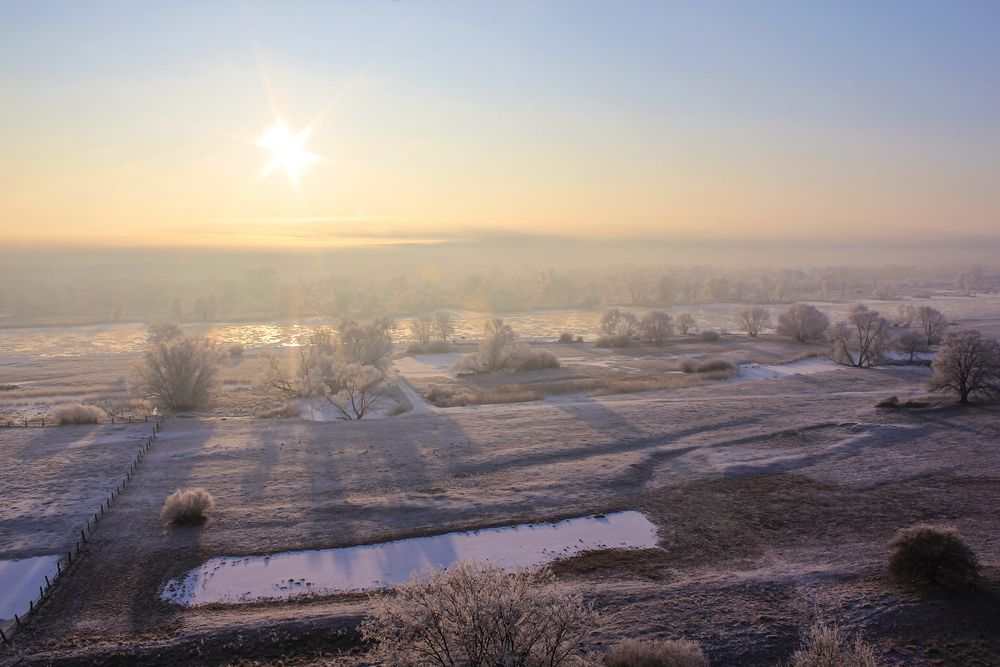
[0,416,165,647]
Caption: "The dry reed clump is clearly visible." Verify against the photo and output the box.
[361,561,595,667]
[595,334,635,348]
[699,330,721,342]
[160,488,215,525]
[256,402,301,419]
[52,403,107,425]
[788,622,878,667]
[603,638,708,667]
[888,524,978,587]
[510,346,561,371]
[874,395,899,408]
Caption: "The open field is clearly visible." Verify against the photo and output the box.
[1,360,998,664]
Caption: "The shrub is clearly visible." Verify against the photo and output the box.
[135,335,220,410]
[778,304,830,342]
[257,402,300,418]
[604,638,708,667]
[679,358,698,373]
[596,335,634,348]
[697,359,734,373]
[558,331,575,344]
[874,396,899,408]
[228,344,244,359]
[888,524,978,586]
[160,488,214,525]
[51,403,107,425]
[361,561,596,667]
[699,330,720,342]
[510,346,561,371]
[789,622,877,667]
[427,384,475,407]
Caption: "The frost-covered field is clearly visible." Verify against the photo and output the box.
[2,361,998,665]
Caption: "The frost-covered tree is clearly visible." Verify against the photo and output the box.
[324,362,388,420]
[829,305,890,367]
[738,307,770,337]
[135,335,220,410]
[434,310,456,342]
[927,330,1000,403]
[339,316,393,368]
[468,318,517,373]
[410,314,434,345]
[676,313,697,335]
[361,562,595,667]
[893,330,930,363]
[916,305,948,345]
[600,308,638,338]
[777,304,829,342]
[640,310,673,346]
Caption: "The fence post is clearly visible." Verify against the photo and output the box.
[0,625,8,644]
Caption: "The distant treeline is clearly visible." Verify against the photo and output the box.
[0,262,994,325]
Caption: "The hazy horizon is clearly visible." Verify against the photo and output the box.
[2,1,999,250]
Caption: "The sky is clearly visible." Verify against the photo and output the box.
[1,0,999,250]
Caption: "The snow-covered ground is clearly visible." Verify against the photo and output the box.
[393,353,463,379]
[732,357,842,381]
[160,511,657,606]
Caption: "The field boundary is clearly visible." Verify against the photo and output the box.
[0,416,165,648]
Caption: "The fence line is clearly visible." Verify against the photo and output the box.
[0,416,165,647]
[0,414,157,429]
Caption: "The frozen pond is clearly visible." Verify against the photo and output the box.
[0,555,59,622]
[161,511,658,607]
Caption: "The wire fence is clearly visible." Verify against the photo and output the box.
[0,416,165,647]
[0,414,157,429]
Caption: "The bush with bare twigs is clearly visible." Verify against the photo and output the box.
[361,561,595,667]
[604,638,708,667]
[160,488,214,525]
[888,524,978,587]
[789,622,878,667]
[52,403,107,425]
[134,334,220,410]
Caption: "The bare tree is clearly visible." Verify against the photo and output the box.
[676,313,697,335]
[410,314,434,345]
[324,362,388,420]
[361,562,596,667]
[829,304,890,367]
[916,305,948,345]
[434,310,456,342]
[927,330,1000,403]
[639,310,673,346]
[893,330,930,363]
[777,303,830,342]
[738,307,770,337]
[134,335,220,410]
[600,308,638,338]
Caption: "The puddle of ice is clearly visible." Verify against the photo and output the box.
[0,555,60,621]
[733,357,841,381]
[161,511,658,607]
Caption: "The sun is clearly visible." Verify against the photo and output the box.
[256,122,316,188]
